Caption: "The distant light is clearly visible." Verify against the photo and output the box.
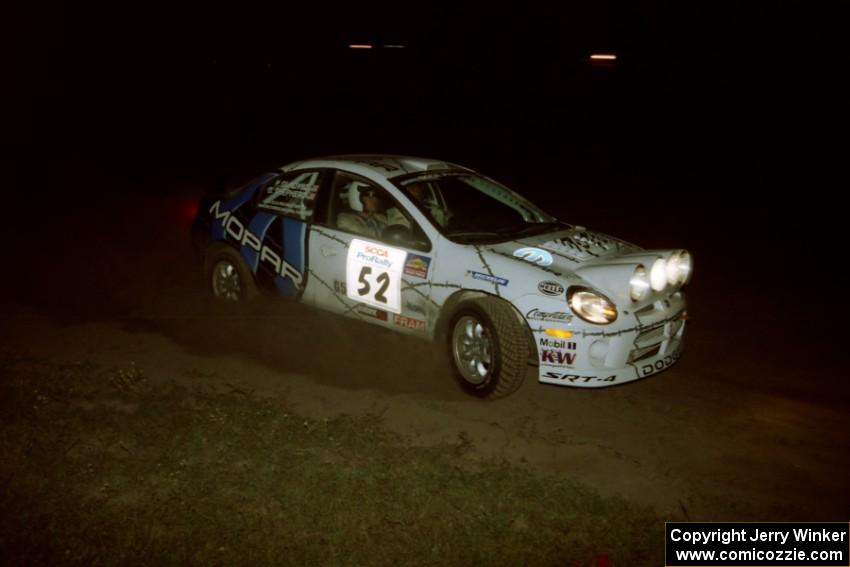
[382,44,405,49]
[590,54,617,61]
[349,44,373,50]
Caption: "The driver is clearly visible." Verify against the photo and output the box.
[388,180,450,228]
[337,181,389,238]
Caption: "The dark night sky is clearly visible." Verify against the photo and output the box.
[2,1,848,237]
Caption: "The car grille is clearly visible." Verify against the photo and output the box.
[629,313,685,363]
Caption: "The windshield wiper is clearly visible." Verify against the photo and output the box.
[447,231,506,243]
[496,221,564,237]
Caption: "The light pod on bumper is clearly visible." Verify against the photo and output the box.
[630,265,650,302]
[649,258,667,291]
[664,250,693,286]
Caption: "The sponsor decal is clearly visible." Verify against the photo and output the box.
[260,181,318,210]
[466,270,509,286]
[540,350,576,366]
[356,251,392,268]
[526,308,573,323]
[639,345,681,377]
[354,304,388,321]
[333,280,347,295]
[538,338,576,350]
[542,372,617,383]
[365,244,388,257]
[403,254,431,279]
[347,239,406,314]
[513,247,553,267]
[393,314,426,331]
[209,201,302,286]
[537,280,565,296]
[257,173,321,220]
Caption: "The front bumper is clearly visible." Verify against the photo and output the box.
[532,294,687,388]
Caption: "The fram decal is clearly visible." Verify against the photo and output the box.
[209,201,302,286]
[393,314,426,331]
[540,350,576,366]
[404,254,431,278]
[537,281,564,296]
[513,247,553,267]
[467,271,509,286]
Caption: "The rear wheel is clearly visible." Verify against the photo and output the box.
[448,297,529,399]
[204,244,257,302]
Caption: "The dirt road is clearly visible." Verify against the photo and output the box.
[2,168,848,521]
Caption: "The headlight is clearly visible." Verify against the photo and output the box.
[568,286,618,324]
[666,249,692,285]
[630,265,650,302]
[649,258,667,291]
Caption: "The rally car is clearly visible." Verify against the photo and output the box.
[191,155,691,398]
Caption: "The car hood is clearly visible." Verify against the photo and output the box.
[488,227,640,267]
[482,227,673,305]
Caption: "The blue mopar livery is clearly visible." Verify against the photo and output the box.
[192,155,692,399]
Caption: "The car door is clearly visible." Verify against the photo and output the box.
[304,170,436,336]
[248,169,326,299]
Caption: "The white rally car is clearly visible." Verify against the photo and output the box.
[191,155,690,398]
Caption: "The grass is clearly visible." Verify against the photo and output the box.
[0,351,662,566]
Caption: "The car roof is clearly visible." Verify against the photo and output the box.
[284,154,473,180]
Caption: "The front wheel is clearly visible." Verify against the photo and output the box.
[204,244,258,302]
[448,297,529,399]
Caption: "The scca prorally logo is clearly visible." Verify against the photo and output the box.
[513,247,553,267]
[365,245,388,257]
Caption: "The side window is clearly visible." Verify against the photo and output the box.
[329,171,431,251]
[255,170,323,221]
[329,172,387,238]
[399,179,452,228]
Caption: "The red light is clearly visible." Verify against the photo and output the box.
[179,199,198,224]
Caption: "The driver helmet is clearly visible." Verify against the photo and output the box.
[345,180,377,212]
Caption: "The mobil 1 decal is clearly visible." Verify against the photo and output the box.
[346,239,406,314]
[240,213,307,299]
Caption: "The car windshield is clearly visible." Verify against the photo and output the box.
[393,172,560,243]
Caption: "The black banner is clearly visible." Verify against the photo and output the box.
[666,522,849,566]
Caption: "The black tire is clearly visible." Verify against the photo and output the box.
[203,243,258,302]
[447,296,529,399]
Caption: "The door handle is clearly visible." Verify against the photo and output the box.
[321,246,338,257]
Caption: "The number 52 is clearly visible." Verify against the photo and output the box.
[357,266,390,304]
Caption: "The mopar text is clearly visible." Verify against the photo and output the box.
[210,201,302,285]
